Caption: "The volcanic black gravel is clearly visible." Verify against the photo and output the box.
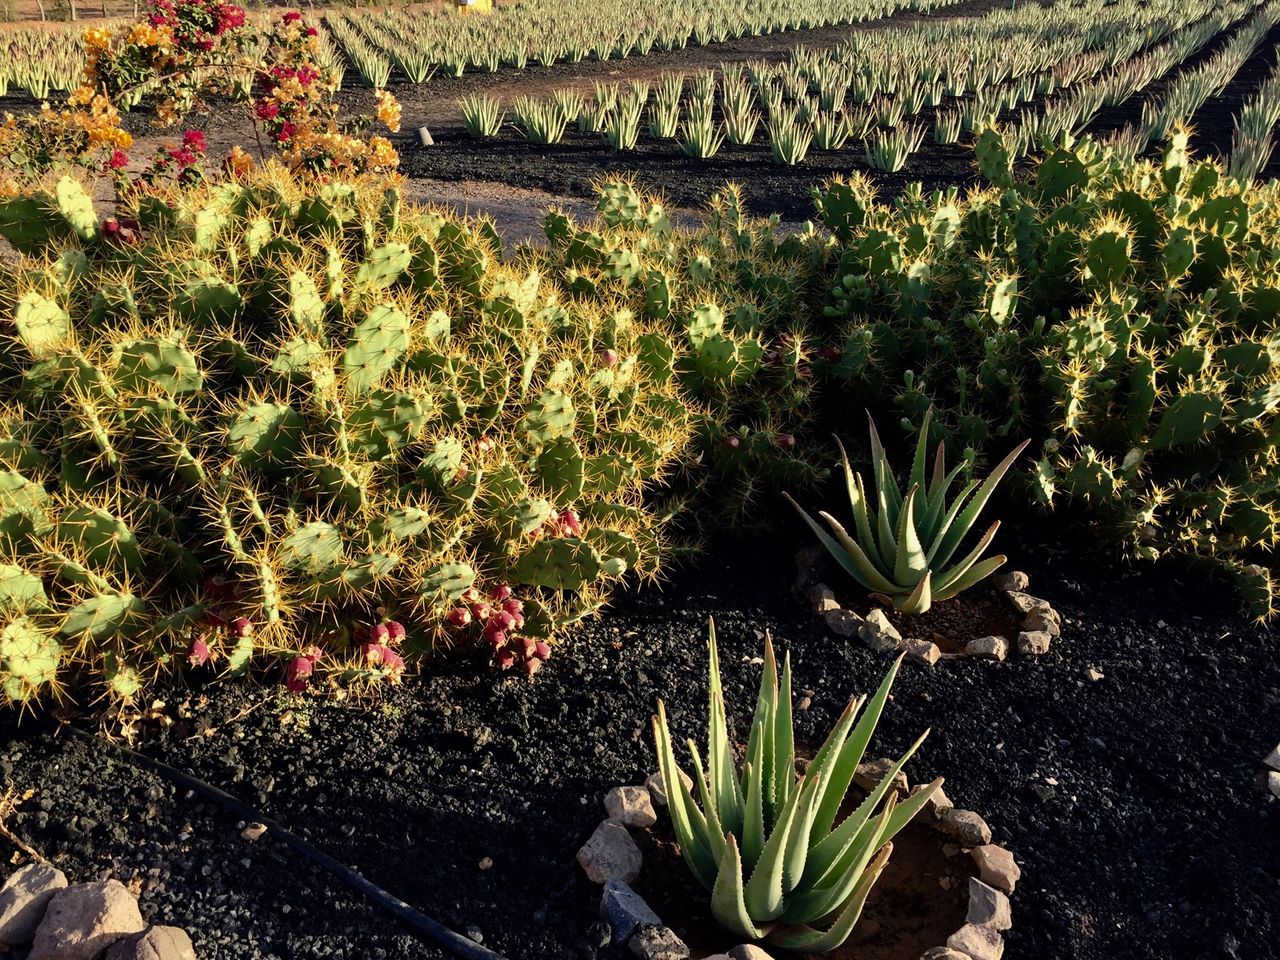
[0,504,1276,960]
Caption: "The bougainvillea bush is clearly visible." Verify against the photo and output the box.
[0,166,696,704]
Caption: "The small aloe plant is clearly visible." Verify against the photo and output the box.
[785,410,1028,615]
[651,621,941,952]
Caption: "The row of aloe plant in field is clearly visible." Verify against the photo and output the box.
[455,0,1276,176]
[0,25,99,100]
[323,0,963,88]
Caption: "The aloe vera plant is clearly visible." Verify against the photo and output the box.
[652,622,941,952]
[785,411,1028,614]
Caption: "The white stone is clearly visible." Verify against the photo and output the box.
[0,863,68,946]
[914,782,952,821]
[965,635,1008,661]
[1086,667,1104,682]
[417,127,434,146]
[600,881,661,941]
[104,925,197,960]
[629,925,689,960]
[860,608,902,652]
[645,769,692,807]
[1267,771,1280,800]
[1263,744,1280,772]
[1023,606,1061,637]
[971,844,1020,894]
[240,823,267,841]
[937,807,993,847]
[809,584,840,615]
[30,881,146,960]
[605,786,657,828]
[728,946,775,960]
[947,922,1005,960]
[1005,591,1049,616]
[577,820,642,884]
[1016,630,1052,655]
[967,877,1012,930]
[992,571,1029,593]
[904,638,941,665]
[824,608,863,638]
[854,758,908,796]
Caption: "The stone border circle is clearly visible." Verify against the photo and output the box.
[577,769,1021,960]
[794,546,1063,665]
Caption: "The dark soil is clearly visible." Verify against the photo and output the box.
[0,507,1277,960]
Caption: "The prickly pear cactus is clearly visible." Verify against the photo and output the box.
[0,165,695,703]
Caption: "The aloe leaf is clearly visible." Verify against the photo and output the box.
[707,619,744,834]
[891,483,929,587]
[909,408,933,492]
[934,553,1007,601]
[808,655,903,843]
[743,770,805,921]
[894,569,932,614]
[774,649,796,813]
[784,493,879,593]
[874,481,899,572]
[818,509,898,592]
[867,412,903,516]
[930,439,1029,572]
[653,705,717,888]
[774,841,892,947]
[932,520,1001,595]
[782,772,825,893]
[743,753,766,871]
[805,728,928,890]
[711,833,768,940]
[688,739,728,867]
[784,787,898,922]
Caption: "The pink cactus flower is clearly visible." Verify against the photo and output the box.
[558,509,582,536]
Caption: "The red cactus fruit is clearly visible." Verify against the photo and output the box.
[524,657,543,676]
[187,636,211,667]
[286,656,313,692]
[370,623,391,644]
[534,641,551,660]
[496,649,516,669]
[599,348,619,366]
[230,617,254,638]
[776,433,796,451]
[448,607,473,628]
[491,584,513,602]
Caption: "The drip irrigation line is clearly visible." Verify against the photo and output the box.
[53,722,512,960]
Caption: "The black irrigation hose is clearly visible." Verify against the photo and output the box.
[54,723,512,960]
